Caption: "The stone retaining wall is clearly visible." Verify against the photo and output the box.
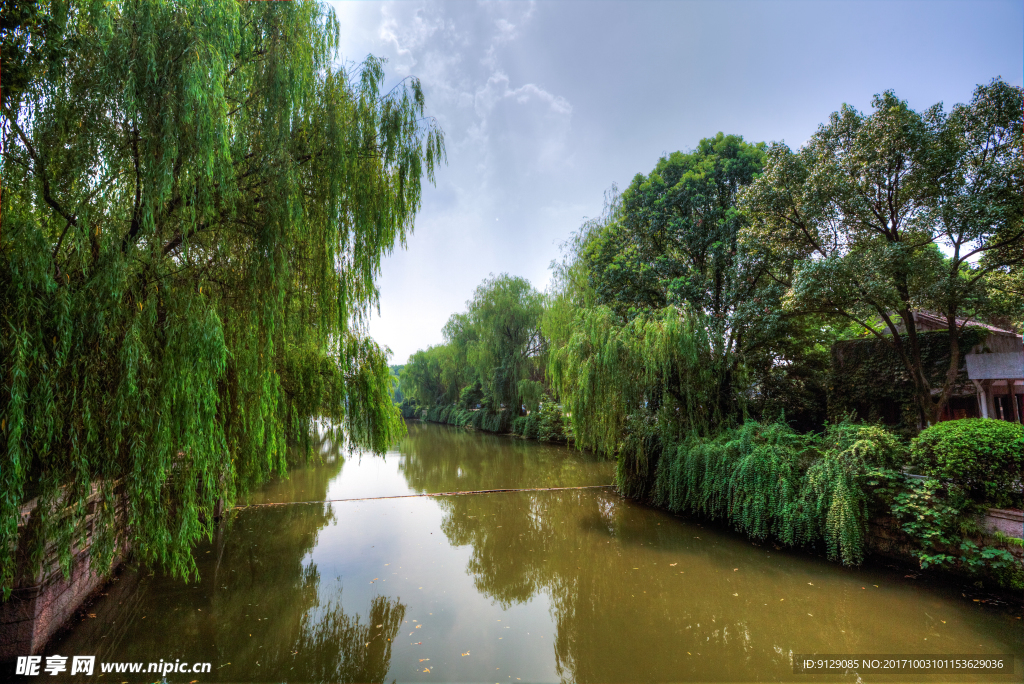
[867,508,1024,567]
[0,488,123,662]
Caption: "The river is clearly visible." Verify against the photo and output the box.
[50,421,1022,682]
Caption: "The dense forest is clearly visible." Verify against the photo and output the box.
[399,84,1023,580]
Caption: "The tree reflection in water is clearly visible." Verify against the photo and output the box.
[51,441,407,684]
[396,423,799,684]
[263,591,405,684]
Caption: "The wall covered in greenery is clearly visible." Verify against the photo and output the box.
[829,329,987,431]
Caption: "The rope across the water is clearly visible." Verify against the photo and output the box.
[233,484,616,509]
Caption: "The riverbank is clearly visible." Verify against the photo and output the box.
[408,415,1024,593]
[30,423,1024,682]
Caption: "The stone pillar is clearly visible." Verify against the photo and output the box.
[972,380,989,419]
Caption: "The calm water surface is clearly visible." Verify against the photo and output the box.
[51,421,1022,682]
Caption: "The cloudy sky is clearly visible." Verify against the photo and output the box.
[327,0,1024,365]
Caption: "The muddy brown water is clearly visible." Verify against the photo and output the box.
[45,421,1022,682]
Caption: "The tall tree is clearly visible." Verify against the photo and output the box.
[567,135,828,423]
[1,0,443,594]
[460,274,546,412]
[740,80,1023,427]
[401,274,545,416]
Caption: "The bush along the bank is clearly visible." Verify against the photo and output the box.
[399,398,421,419]
[868,471,1022,589]
[651,420,892,566]
[910,419,1024,509]
[511,398,571,443]
[646,418,1023,587]
[422,404,512,434]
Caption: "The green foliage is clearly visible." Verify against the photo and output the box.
[911,419,1024,508]
[1,0,443,595]
[399,345,465,407]
[653,420,909,566]
[871,473,1020,582]
[401,274,546,420]
[398,398,421,420]
[741,80,1024,425]
[549,306,719,459]
[389,365,405,403]
[829,329,986,432]
[458,382,485,410]
[511,397,568,443]
[574,135,798,422]
[424,405,511,434]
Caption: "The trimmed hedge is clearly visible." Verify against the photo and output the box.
[911,418,1024,508]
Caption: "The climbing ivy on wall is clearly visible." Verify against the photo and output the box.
[829,329,987,431]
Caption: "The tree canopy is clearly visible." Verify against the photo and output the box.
[401,274,545,416]
[740,80,1023,425]
[1,0,443,594]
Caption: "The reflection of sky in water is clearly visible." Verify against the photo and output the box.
[46,422,1022,684]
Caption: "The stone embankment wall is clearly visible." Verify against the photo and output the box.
[0,488,123,662]
[867,508,1024,568]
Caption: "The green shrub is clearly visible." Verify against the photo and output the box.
[512,416,527,436]
[523,413,540,440]
[536,400,568,442]
[650,419,911,565]
[911,419,1024,508]
[458,383,484,410]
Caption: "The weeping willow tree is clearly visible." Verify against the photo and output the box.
[548,305,720,498]
[1,0,444,595]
